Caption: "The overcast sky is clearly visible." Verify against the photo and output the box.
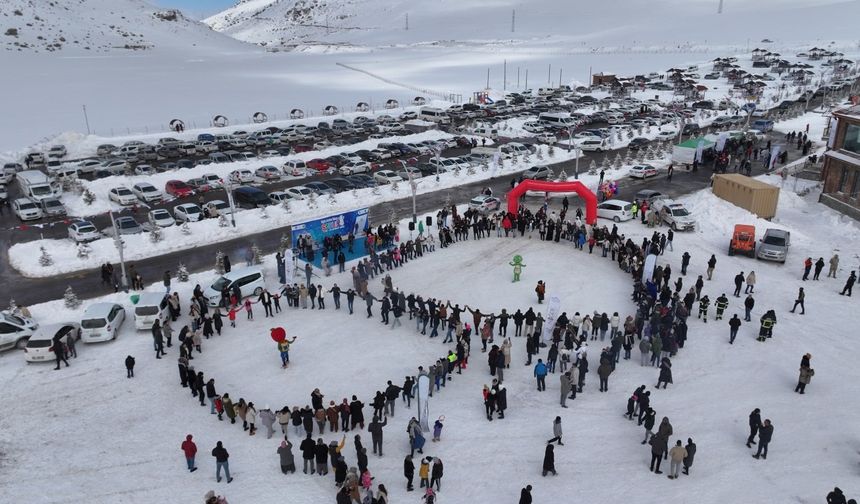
[153,0,236,19]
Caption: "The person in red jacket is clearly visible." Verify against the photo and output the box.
[181,434,198,472]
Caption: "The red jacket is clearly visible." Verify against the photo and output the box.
[181,436,197,458]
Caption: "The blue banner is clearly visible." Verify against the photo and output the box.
[291,208,369,251]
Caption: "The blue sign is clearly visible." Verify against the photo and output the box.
[291,208,369,250]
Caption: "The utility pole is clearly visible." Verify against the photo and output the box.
[548,64,551,85]
[525,69,528,90]
[718,0,724,14]
[503,59,507,91]
[109,209,129,292]
[559,68,563,88]
[405,13,409,31]
[486,68,490,89]
[82,105,91,135]
[517,67,520,89]
[511,9,515,33]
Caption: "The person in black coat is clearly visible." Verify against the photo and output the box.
[314,438,329,475]
[194,372,205,406]
[350,395,365,430]
[404,455,415,491]
[495,384,507,419]
[657,357,672,389]
[542,444,557,476]
[125,355,135,378]
[519,485,533,504]
[357,447,368,474]
[334,456,347,487]
[827,487,847,504]
[299,434,316,474]
[430,458,443,490]
[752,419,773,459]
[683,438,696,475]
[746,408,761,448]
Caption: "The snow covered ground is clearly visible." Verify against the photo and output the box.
[2,176,860,503]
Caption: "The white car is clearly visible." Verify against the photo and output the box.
[229,169,254,184]
[629,164,659,179]
[131,182,163,203]
[374,170,403,185]
[47,145,67,158]
[260,149,281,158]
[269,191,292,205]
[522,121,545,134]
[469,194,502,213]
[80,303,126,343]
[656,130,677,140]
[12,198,43,221]
[148,208,175,227]
[579,139,607,152]
[24,323,80,363]
[174,203,203,222]
[77,159,102,174]
[653,199,696,231]
[109,186,137,206]
[196,141,219,153]
[399,111,418,120]
[202,173,223,188]
[255,165,281,181]
[0,183,6,200]
[536,133,558,144]
[340,161,371,176]
[0,310,39,352]
[596,199,634,222]
[204,200,233,217]
[285,185,314,200]
[68,220,101,242]
[429,158,458,172]
[134,164,154,176]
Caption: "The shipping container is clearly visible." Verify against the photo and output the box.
[712,174,780,219]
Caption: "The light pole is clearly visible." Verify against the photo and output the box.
[109,209,129,292]
[574,147,580,179]
[400,160,418,227]
[433,146,441,182]
[224,181,237,228]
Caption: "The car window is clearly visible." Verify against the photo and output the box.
[763,235,785,246]
[81,318,106,329]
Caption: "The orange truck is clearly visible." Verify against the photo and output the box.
[728,224,756,257]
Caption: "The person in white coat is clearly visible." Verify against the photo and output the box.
[745,271,756,293]
[259,406,276,438]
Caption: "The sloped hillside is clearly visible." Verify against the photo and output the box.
[205,0,860,48]
[0,0,242,53]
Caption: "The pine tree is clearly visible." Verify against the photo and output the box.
[181,221,191,235]
[613,153,623,169]
[82,189,95,205]
[281,198,291,212]
[251,243,263,265]
[391,179,400,191]
[481,158,489,172]
[8,298,17,313]
[215,251,225,275]
[149,225,163,243]
[351,188,359,198]
[63,286,82,309]
[557,169,567,181]
[177,262,190,282]
[388,208,398,226]
[39,246,53,267]
[535,147,544,161]
[589,159,598,174]
[548,144,555,156]
[327,192,337,205]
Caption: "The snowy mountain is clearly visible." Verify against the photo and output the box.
[0,0,241,53]
[205,0,860,48]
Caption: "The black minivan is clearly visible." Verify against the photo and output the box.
[233,186,270,209]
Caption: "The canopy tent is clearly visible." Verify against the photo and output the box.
[671,137,716,164]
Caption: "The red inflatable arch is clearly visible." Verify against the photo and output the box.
[507,180,598,225]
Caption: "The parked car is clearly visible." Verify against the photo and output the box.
[728,224,756,257]
[634,189,665,203]
[397,166,423,181]
[232,186,270,209]
[148,208,175,228]
[347,174,377,188]
[325,178,357,193]
[756,228,790,263]
[629,164,659,179]
[47,145,67,158]
[656,130,677,140]
[340,161,371,176]
[113,216,143,235]
[80,303,126,343]
[653,199,696,231]
[596,199,633,222]
[174,203,203,223]
[373,170,403,185]
[305,181,336,195]
[40,197,67,217]
[203,200,233,217]
[131,182,163,203]
[0,310,39,352]
[24,323,80,363]
[165,180,194,198]
[627,137,650,151]
[12,197,43,221]
[255,165,281,181]
[186,178,212,194]
[681,123,701,136]
[306,159,332,173]
[68,220,101,242]
[201,173,223,188]
[269,191,292,205]
[579,139,607,152]
[109,186,137,206]
[203,267,266,307]
[469,194,502,213]
[285,185,314,200]
[229,169,255,184]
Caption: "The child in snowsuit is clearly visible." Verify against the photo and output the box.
[432,418,443,442]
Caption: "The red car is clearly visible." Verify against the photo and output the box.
[293,144,313,153]
[165,180,194,198]
[306,158,332,173]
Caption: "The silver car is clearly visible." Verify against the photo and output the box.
[757,228,790,263]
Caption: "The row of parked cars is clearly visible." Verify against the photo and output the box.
[2,267,269,364]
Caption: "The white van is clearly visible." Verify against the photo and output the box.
[538,113,577,128]
[80,302,126,343]
[203,266,266,307]
[472,127,499,140]
[17,170,61,202]
[419,107,451,124]
[283,159,307,176]
[134,292,170,331]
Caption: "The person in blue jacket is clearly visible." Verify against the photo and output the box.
[534,359,547,391]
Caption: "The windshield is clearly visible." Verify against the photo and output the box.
[81,318,106,329]
[20,201,37,210]
[119,219,137,229]
[671,208,690,217]
[763,235,786,246]
[185,206,200,214]
[45,200,62,208]
[140,186,156,192]
[28,339,52,348]
[135,306,159,316]
[211,277,229,291]
[117,188,132,195]
[31,186,52,196]
[152,211,169,219]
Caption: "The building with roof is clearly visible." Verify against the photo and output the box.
[820,105,860,219]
